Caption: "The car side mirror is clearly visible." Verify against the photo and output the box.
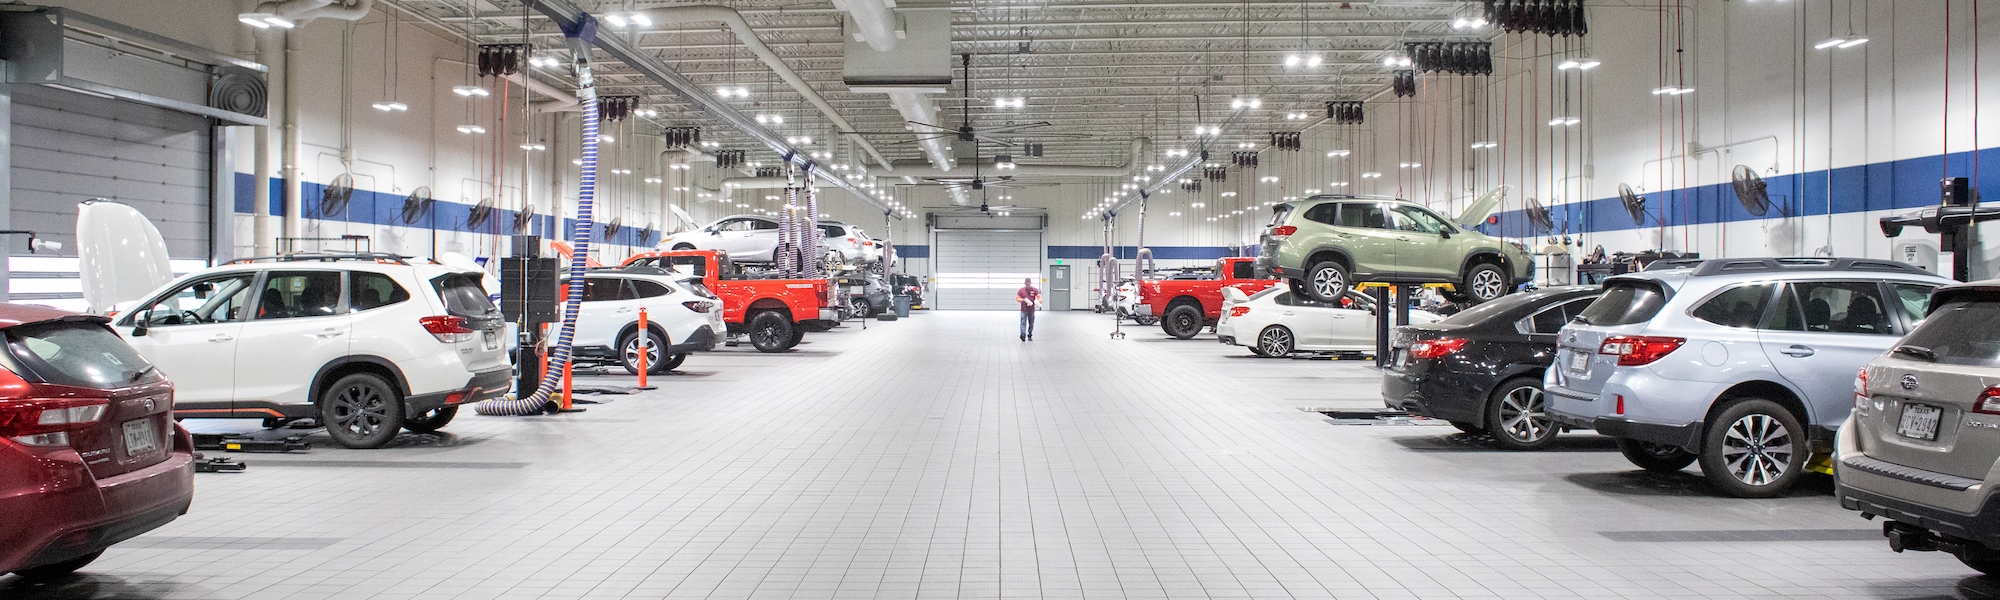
[131,309,151,337]
[1439,230,1452,239]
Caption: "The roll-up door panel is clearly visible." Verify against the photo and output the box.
[934,230,1042,310]
[10,84,209,258]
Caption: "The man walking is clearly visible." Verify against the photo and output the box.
[1017,277,1042,340]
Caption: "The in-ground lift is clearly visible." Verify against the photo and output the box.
[1355,282,1458,369]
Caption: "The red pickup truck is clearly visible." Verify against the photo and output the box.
[1139,257,1280,339]
[622,250,838,352]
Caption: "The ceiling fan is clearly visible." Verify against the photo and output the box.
[934,191,1036,214]
[838,54,1087,147]
[902,175,1059,191]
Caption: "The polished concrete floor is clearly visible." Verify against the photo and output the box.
[2,310,1993,599]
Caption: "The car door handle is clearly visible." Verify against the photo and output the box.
[1282,311,1296,316]
[208,334,233,342]
[614,307,634,314]
[1780,344,1816,357]
[316,328,345,338]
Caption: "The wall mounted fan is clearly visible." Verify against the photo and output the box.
[398,187,434,225]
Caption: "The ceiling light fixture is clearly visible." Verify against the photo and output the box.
[1238,142,1257,149]
[716,86,750,98]
[1548,117,1581,126]
[1383,56,1412,68]
[1555,58,1601,70]
[1194,125,1221,136]
[1361,172,1382,178]
[237,12,294,28]
[1260,176,1279,182]
[994,97,1026,109]
[1651,86,1695,95]
[1303,189,1321,195]
[1469,141,1497,149]
[520,143,547,151]
[1220,192,1237,197]
[1326,149,1351,157]
[452,85,490,97]
[1452,17,1488,30]
[372,101,408,112]
[755,114,783,124]
[995,155,1016,169]
[1230,98,1261,110]
[1166,149,1189,157]
[456,125,486,134]
[1285,112,1309,120]
[529,56,560,68]
[1329,181,1349,187]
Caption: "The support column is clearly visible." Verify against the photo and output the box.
[211,125,236,266]
[0,67,12,302]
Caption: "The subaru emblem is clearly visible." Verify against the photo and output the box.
[1901,374,1919,391]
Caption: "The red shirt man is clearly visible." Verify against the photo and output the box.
[1017,278,1042,340]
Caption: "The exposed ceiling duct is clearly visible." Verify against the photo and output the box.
[256,0,374,22]
[718,177,841,190]
[889,138,1152,179]
[636,6,894,172]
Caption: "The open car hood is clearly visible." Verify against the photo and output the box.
[1455,185,1510,228]
[76,200,173,315]
[670,205,699,233]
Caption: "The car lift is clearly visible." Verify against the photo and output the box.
[1357,282,1458,368]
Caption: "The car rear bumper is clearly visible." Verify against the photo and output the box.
[670,326,718,353]
[0,439,195,573]
[407,367,511,415]
[1381,362,1486,425]
[1836,415,2000,550]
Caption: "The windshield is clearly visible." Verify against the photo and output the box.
[1897,294,2000,366]
[8,321,163,388]
[1576,280,1669,326]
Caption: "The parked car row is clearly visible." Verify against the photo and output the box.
[1373,255,2000,574]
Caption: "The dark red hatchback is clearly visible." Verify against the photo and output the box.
[0,304,193,580]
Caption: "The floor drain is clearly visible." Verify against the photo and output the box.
[1299,407,1447,425]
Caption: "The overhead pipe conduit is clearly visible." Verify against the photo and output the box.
[640,6,894,172]
[255,0,373,21]
[887,137,1150,178]
[476,33,601,416]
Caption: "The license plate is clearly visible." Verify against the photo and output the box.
[482,330,500,351]
[1567,351,1591,373]
[123,418,158,456]
[1898,403,1943,441]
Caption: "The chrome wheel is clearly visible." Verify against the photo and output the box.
[622,333,662,371]
[1470,269,1506,300]
[1496,387,1551,443]
[1257,327,1293,356]
[1311,267,1346,299]
[1720,413,1794,486]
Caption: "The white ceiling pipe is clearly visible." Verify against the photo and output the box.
[889,137,1150,178]
[436,57,578,112]
[883,90,955,171]
[257,0,373,22]
[830,0,899,52]
[718,177,842,189]
[638,6,894,172]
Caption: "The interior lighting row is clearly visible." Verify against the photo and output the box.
[1555,58,1601,70]
[1816,35,1868,49]
[237,13,295,28]
[755,114,784,124]
[1651,86,1695,96]
[1283,55,1323,68]
[994,98,1026,109]
[716,86,750,98]
[1230,98,1261,110]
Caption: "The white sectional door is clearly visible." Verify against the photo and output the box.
[933,230,1042,310]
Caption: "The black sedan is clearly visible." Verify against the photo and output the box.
[1382,285,1600,450]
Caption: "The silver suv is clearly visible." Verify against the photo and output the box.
[1545,258,1951,497]
[1836,280,2000,574]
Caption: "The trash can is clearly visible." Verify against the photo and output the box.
[893,295,912,318]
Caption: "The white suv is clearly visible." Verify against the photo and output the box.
[568,267,723,374]
[112,254,512,449]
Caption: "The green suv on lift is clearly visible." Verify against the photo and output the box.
[1256,192,1533,304]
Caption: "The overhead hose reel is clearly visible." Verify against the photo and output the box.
[476,34,601,417]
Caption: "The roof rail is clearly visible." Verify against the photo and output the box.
[1684,257,1932,277]
[1642,258,1705,271]
[224,252,413,266]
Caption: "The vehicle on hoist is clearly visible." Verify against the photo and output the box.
[1136,257,1281,339]
[620,250,838,353]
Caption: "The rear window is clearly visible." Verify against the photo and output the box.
[1267,204,1295,227]
[1690,283,1775,329]
[1577,281,1668,326]
[7,321,163,388]
[1442,291,1541,326]
[432,273,500,317]
[1896,295,2000,366]
[681,278,717,299]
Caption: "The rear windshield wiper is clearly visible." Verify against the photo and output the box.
[1571,314,1593,325]
[1893,345,1939,362]
[129,364,158,382]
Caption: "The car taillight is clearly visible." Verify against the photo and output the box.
[1407,338,1470,360]
[0,397,109,446]
[1229,306,1250,317]
[420,315,476,343]
[1270,225,1297,238]
[863,241,875,247]
[1974,387,2000,416]
[1598,335,1685,366]
[1854,368,1870,412]
[683,301,715,313]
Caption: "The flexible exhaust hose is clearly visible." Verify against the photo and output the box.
[477,37,598,417]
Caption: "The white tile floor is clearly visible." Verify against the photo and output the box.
[4,310,1995,599]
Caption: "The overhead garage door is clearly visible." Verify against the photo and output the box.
[933,230,1042,309]
[11,84,212,258]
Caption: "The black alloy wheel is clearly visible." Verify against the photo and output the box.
[320,372,404,449]
[1161,304,1203,339]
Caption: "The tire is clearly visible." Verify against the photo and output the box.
[1960,545,2000,577]
[1256,326,1295,357]
[747,311,794,353]
[1161,304,1203,339]
[1698,398,1807,498]
[1486,377,1558,451]
[1618,438,1697,473]
[1461,262,1509,304]
[319,372,403,449]
[786,326,805,349]
[11,550,101,580]
[663,353,688,371]
[620,328,670,375]
[850,297,873,318]
[403,406,457,433]
[1305,261,1351,302]
[673,243,695,251]
[1450,421,1486,434]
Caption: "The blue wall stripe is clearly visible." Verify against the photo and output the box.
[231,173,664,247]
[1484,147,2000,240]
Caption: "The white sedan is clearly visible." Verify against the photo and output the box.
[1216,287,1443,356]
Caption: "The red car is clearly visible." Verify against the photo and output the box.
[621,250,840,353]
[1138,257,1282,339]
[0,305,194,580]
